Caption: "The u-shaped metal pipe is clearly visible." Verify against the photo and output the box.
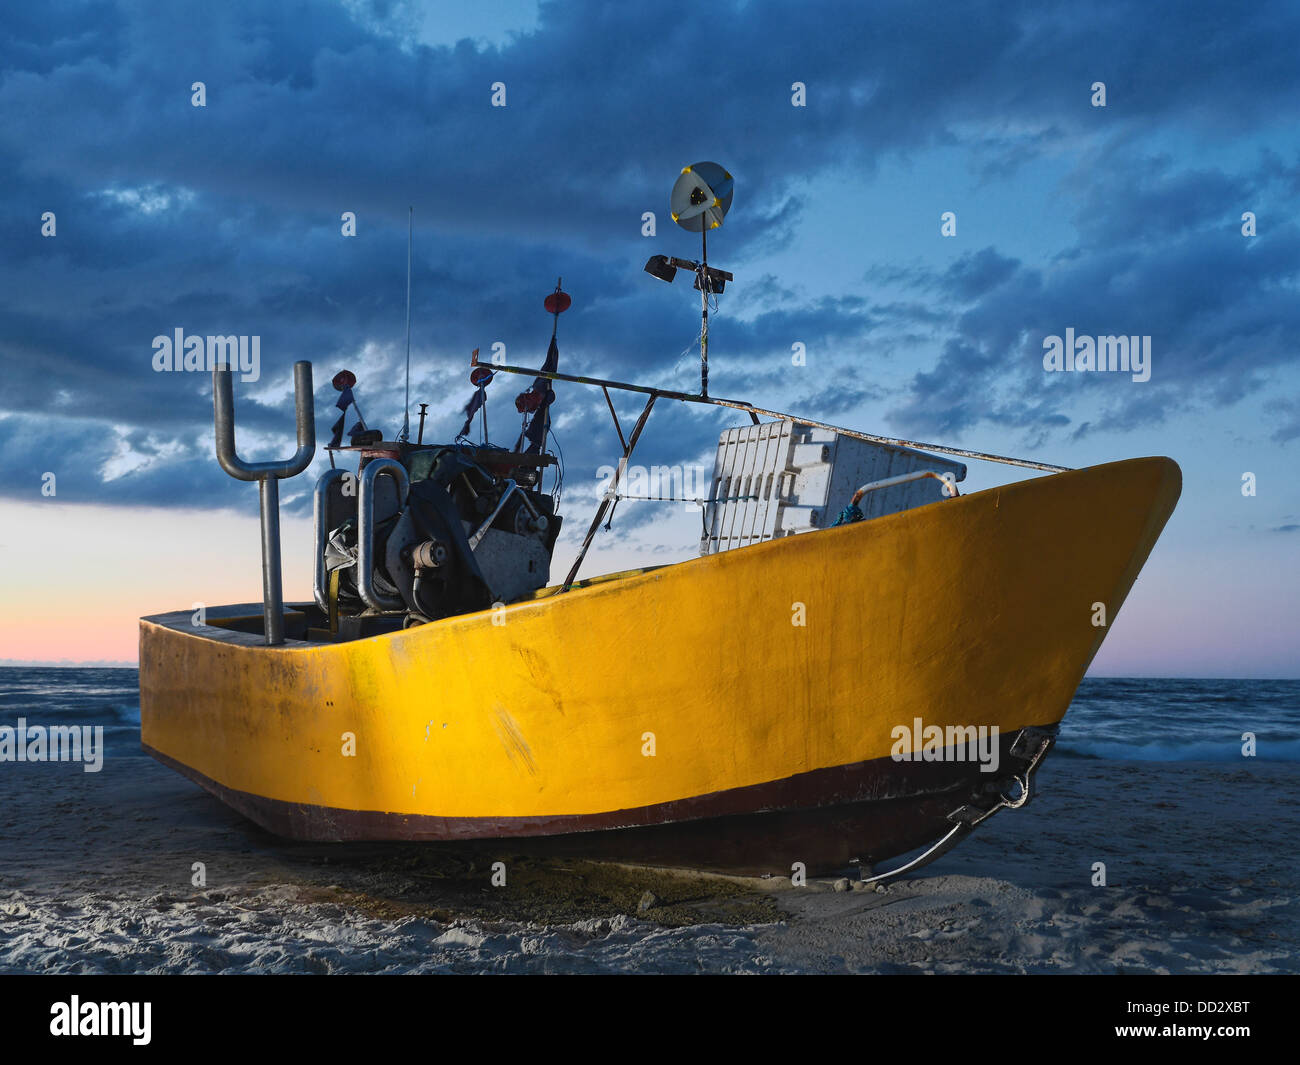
[358,459,410,613]
[211,361,316,645]
[214,361,315,481]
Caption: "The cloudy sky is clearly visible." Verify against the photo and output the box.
[1,0,1297,675]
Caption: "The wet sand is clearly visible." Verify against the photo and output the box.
[1,748,1296,973]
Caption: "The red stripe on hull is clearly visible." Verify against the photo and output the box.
[144,735,1034,876]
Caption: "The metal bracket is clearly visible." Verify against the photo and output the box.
[856,725,1057,887]
[562,393,657,589]
[466,479,543,551]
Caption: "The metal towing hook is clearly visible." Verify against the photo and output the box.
[213,361,316,645]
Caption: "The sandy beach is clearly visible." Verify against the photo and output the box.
[1,744,1295,974]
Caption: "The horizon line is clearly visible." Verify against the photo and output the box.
[0,662,1297,682]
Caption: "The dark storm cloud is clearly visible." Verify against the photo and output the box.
[942,248,1021,303]
[1,0,1298,512]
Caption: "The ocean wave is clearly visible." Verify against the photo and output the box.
[0,702,140,727]
[105,702,141,724]
[1056,737,1300,762]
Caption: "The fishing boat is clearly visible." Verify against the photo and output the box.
[139,164,1180,879]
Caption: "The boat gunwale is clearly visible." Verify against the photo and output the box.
[141,458,1131,651]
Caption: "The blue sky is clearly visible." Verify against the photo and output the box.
[0,0,1297,674]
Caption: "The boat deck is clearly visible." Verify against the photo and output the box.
[152,565,668,647]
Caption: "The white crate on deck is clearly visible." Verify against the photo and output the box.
[699,420,967,555]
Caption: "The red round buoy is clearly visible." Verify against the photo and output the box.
[544,290,571,315]
[332,369,356,391]
[470,366,494,387]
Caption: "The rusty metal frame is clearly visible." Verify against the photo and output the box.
[500,361,1069,590]
[491,362,1070,473]
[601,386,627,451]
[562,394,657,590]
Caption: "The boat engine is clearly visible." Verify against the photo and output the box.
[314,443,561,626]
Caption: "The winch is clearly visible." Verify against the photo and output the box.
[314,441,561,627]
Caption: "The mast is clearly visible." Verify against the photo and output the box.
[645,162,734,397]
[399,206,413,442]
[699,223,709,397]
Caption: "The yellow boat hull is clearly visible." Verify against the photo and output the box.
[140,456,1180,874]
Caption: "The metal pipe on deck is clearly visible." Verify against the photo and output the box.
[213,361,316,645]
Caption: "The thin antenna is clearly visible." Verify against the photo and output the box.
[699,223,709,397]
[400,206,413,442]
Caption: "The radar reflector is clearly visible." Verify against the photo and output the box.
[670,162,734,232]
[645,160,735,397]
